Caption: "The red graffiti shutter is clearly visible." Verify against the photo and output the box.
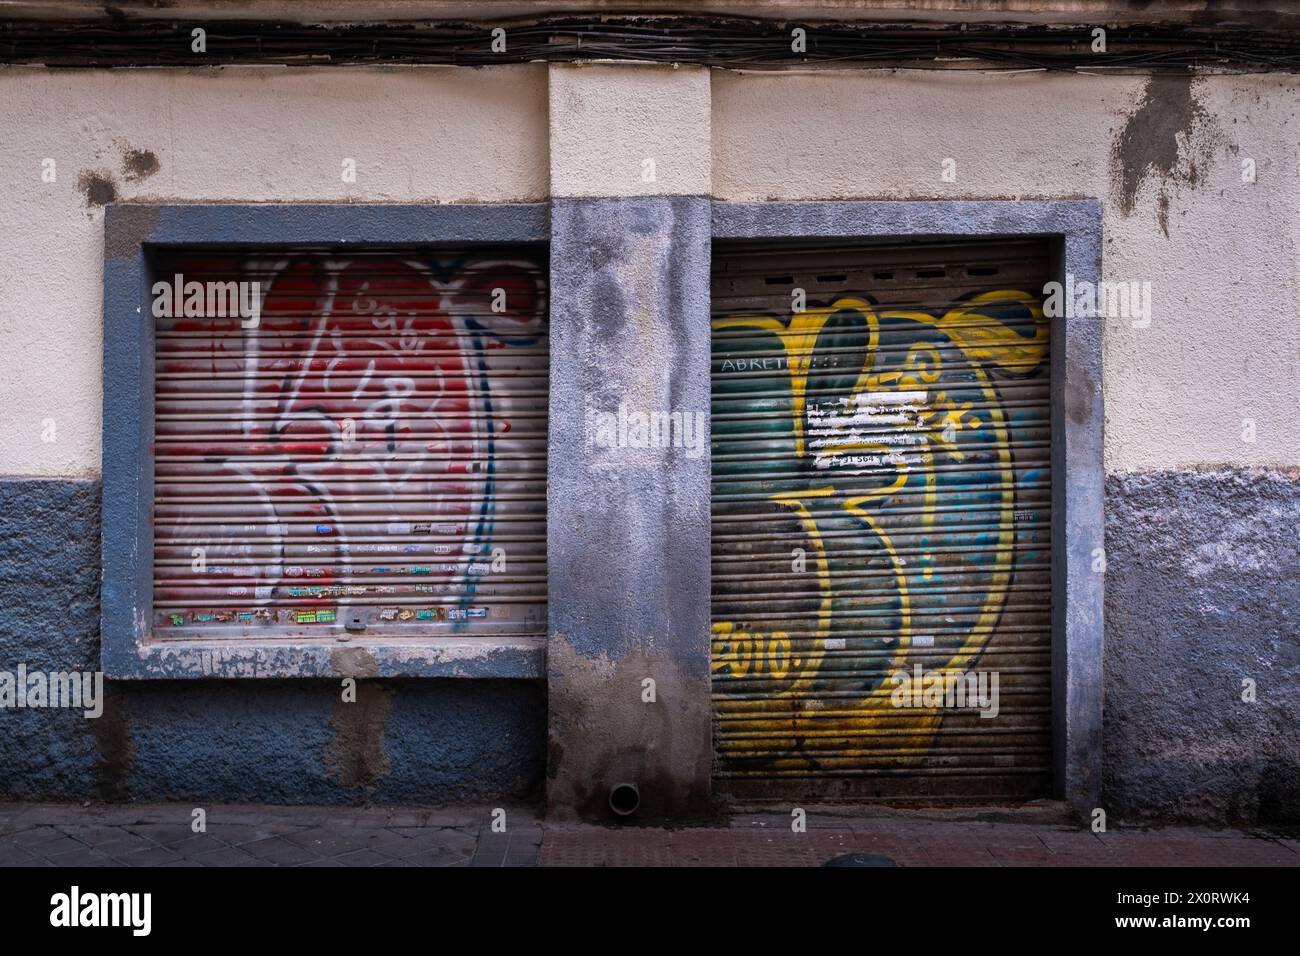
[151,248,548,639]
[711,239,1053,801]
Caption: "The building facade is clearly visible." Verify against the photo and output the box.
[0,1,1296,825]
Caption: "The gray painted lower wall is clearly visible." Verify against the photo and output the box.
[1103,467,1300,825]
[0,479,546,805]
[3,466,1298,823]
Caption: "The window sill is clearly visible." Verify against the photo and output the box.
[102,634,546,680]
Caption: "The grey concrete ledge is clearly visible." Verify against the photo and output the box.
[712,199,1103,242]
[105,201,550,261]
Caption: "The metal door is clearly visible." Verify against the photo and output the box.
[151,247,548,639]
[711,239,1053,801]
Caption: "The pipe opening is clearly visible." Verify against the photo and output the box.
[608,782,640,817]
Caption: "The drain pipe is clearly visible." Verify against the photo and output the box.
[608,781,640,818]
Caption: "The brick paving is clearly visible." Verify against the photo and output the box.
[0,802,1295,867]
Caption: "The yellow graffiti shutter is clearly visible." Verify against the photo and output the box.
[711,239,1053,801]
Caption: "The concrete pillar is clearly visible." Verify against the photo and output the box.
[545,64,714,821]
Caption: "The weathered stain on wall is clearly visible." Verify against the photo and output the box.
[122,146,160,182]
[546,194,713,822]
[76,169,118,207]
[324,680,394,796]
[1111,74,1221,235]
[546,640,713,822]
[88,690,134,801]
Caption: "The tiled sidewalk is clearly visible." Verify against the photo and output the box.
[0,803,541,867]
[541,816,1300,867]
[0,802,1295,867]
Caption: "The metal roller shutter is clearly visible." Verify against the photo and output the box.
[151,247,548,639]
[710,239,1053,802]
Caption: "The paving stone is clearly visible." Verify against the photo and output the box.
[332,848,396,867]
[123,823,207,846]
[283,827,406,857]
[400,847,476,866]
[44,846,118,866]
[239,836,327,866]
[191,845,271,867]
[117,844,188,866]
[201,824,306,846]
[0,843,41,866]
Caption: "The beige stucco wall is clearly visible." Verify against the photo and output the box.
[2,62,1296,477]
[712,69,1300,472]
[549,63,711,197]
[0,64,548,477]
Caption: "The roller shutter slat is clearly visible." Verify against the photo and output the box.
[150,247,548,638]
[711,238,1053,801]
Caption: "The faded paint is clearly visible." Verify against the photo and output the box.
[0,64,548,479]
[711,69,1300,473]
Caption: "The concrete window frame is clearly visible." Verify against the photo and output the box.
[100,203,550,680]
[711,200,1105,811]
